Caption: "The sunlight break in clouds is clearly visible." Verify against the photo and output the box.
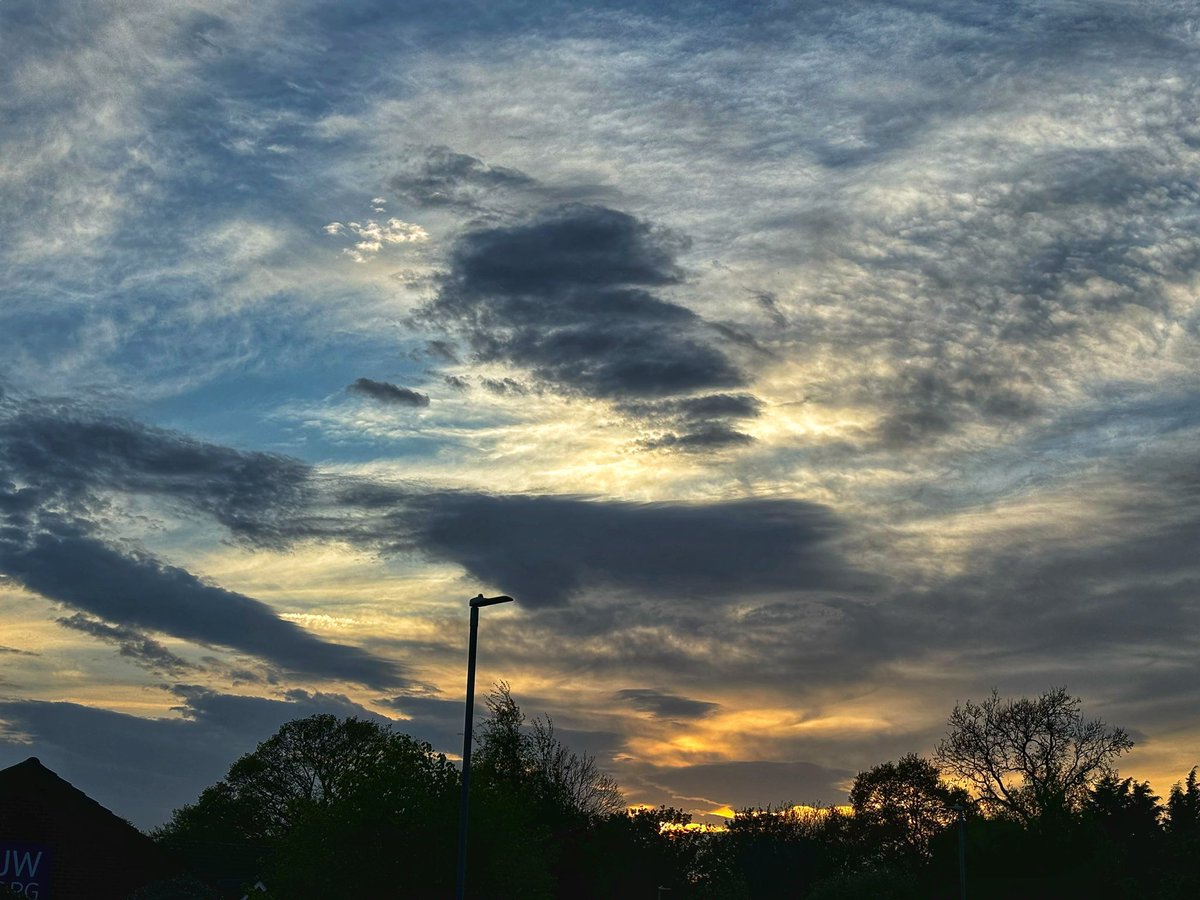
[324,215,430,262]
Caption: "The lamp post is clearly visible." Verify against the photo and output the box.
[951,803,966,900]
[455,593,515,900]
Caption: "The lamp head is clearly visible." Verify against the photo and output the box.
[470,594,515,608]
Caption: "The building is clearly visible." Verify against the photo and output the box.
[0,756,188,899]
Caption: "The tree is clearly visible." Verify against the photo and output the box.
[475,681,623,817]
[934,687,1132,826]
[1088,774,1162,839]
[848,753,969,866]
[1165,767,1200,837]
[529,714,624,817]
[578,807,704,899]
[691,805,844,899]
[1162,767,1200,896]
[467,683,626,899]
[154,714,459,897]
[1086,773,1163,892]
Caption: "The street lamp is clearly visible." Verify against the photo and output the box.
[950,803,967,900]
[455,593,515,900]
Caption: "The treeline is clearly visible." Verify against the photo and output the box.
[143,686,1200,899]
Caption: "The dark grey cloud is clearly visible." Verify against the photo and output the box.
[408,493,853,607]
[389,146,618,213]
[347,377,430,407]
[637,760,852,809]
[321,481,857,609]
[389,146,536,210]
[56,613,197,677]
[622,393,763,451]
[481,377,533,396]
[0,400,310,542]
[0,400,405,687]
[752,290,788,328]
[0,519,404,688]
[422,204,746,401]
[640,425,755,451]
[425,340,459,363]
[448,203,685,294]
[873,360,1040,448]
[614,688,719,721]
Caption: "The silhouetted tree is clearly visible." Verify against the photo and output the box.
[1088,774,1162,839]
[1084,774,1163,895]
[935,687,1132,827]
[576,806,703,898]
[848,753,969,867]
[154,714,459,897]
[530,714,624,817]
[695,805,840,899]
[468,683,626,898]
[475,682,623,817]
[1162,767,1200,898]
[1165,766,1200,837]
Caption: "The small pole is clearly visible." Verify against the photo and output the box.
[455,602,481,900]
[955,805,967,900]
[454,594,513,900]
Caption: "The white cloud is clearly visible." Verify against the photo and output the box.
[327,217,430,262]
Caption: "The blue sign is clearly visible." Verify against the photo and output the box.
[0,843,50,898]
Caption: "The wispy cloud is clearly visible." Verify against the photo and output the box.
[2,0,1199,822]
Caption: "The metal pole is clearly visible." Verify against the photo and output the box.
[453,594,511,900]
[957,807,966,900]
[455,603,480,900]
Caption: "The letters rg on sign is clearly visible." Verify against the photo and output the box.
[0,843,50,899]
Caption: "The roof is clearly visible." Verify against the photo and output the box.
[0,756,187,899]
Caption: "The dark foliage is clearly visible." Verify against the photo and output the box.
[149,688,1197,899]
[153,714,459,898]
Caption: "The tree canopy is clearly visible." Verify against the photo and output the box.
[145,687,1198,899]
[849,753,969,865]
[934,687,1132,826]
[154,714,459,898]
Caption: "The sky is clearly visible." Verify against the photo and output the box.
[1,0,1198,830]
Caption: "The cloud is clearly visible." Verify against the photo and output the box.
[0,687,407,830]
[0,521,405,689]
[481,377,533,396]
[56,613,197,677]
[615,688,719,721]
[387,145,619,213]
[872,360,1040,448]
[347,377,431,407]
[324,217,428,262]
[0,400,407,687]
[638,760,853,809]
[622,393,763,451]
[425,340,459,362]
[422,204,746,401]
[407,493,854,607]
[640,425,755,451]
[751,290,788,328]
[0,399,310,543]
[376,693,467,755]
[388,145,536,210]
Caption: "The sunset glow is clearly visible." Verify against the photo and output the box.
[1,0,1198,834]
